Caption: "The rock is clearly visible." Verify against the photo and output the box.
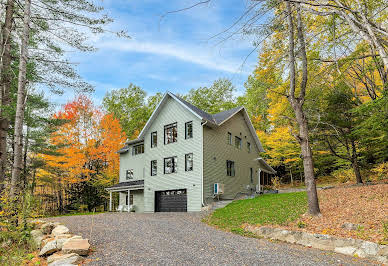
[39,239,60,256]
[41,222,56,235]
[31,229,44,247]
[378,245,388,256]
[52,225,70,236]
[360,241,379,256]
[47,253,83,266]
[334,246,357,256]
[62,239,90,256]
[55,234,73,240]
[341,222,360,230]
[56,238,69,250]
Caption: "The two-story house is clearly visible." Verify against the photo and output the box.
[106,92,276,213]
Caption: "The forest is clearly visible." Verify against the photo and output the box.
[0,0,387,263]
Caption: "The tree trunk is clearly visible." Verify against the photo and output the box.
[57,177,63,213]
[10,0,31,198]
[0,0,15,189]
[351,140,363,184]
[286,2,320,216]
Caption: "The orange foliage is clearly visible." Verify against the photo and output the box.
[40,95,126,186]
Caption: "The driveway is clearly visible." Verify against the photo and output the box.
[49,212,374,265]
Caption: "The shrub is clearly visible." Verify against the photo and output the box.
[371,162,388,181]
[332,168,355,183]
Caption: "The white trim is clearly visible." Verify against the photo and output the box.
[105,185,144,192]
[137,92,202,140]
[216,107,244,126]
[242,108,265,153]
[255,157,276,174]
[168,92,203,120]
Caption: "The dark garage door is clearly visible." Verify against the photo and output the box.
[155,189,187,212]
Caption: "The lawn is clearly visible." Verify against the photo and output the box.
[46,211,105,218]
[206,192,307,233]
[206,184,388,243]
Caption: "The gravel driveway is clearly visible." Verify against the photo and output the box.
[49,212,374,265]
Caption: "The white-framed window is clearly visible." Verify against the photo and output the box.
[247,142,251,153]
[164,123,177,144]
[132,143,144,155]
[164,156,177,174]
[226,160,235,176]
[185,121,193,139]
[227,132,232,145]
[126,169,134,180]
[151,131,157,148]
[185,153,193,171]
[235,136,242,149]
[151,160,157,176]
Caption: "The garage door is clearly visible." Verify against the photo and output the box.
[155,189,187,212]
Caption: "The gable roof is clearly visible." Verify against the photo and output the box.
[121,91,265,153]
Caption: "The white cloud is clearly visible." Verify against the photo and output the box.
[98,39,250,74]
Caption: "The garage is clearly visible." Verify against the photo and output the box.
[155,189,187,212]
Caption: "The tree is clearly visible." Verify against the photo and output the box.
[10,0,31,198]
[184,78,238,114]
[103,85,162,139]
[0,0,15,184]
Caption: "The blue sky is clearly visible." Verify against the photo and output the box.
[52,0,262,106]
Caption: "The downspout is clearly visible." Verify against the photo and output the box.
[200,120,207,207]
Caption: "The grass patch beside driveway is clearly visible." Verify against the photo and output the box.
[205,192,307,234]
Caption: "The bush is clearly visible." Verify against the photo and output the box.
[371,162,388,181]
[333,168,355,183]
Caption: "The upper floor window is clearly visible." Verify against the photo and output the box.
[151,160,157,176]
[250,168,253,183]
[226,160,235,176]
[247,142,251,153]
[235,136,242,149]
[151,131,157,148]
[132,143,144,155]
[126,169,134,180]
[185,153,193,171]
[185,121,193,139]
[164,123,177,144]
[164,156,177,174]
[227,132,232,145]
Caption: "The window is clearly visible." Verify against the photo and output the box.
[226,160,235,176]
[250,168,253,183]
[132,144,144,155]
[227,132,232,145]
[151,132,157,148]
[164,156,177,174]
[151,160,157,176]
[185,153,193,171]
[247,142,251,153]
[185,121,193,139]
[126,169,134,180]
[164,123,177,144]
[125,194,133,205]
[235,136,242,149]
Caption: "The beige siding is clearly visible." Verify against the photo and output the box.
[203,111,260,202]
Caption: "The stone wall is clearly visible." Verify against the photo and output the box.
[244,224,388,264]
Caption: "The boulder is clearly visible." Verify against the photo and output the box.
[55,234,73,240]
[56,238,69,250]
[52,225,70,236]
[47,253,83,266]
[41,222,56,235]
[341,222,360,230]
[62,239,90,256]
[334,246,357,256]
[378,245,388,256]
[360,241,379,256]
[39,239,60,256]
[31,229,44,247]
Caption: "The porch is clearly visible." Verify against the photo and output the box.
[255,157,277,193]
[105,180,144,213]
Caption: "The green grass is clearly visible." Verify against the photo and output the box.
[205,192,307,234]
[46,211,105,218]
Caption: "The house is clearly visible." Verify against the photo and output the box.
[106,92,276,213]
